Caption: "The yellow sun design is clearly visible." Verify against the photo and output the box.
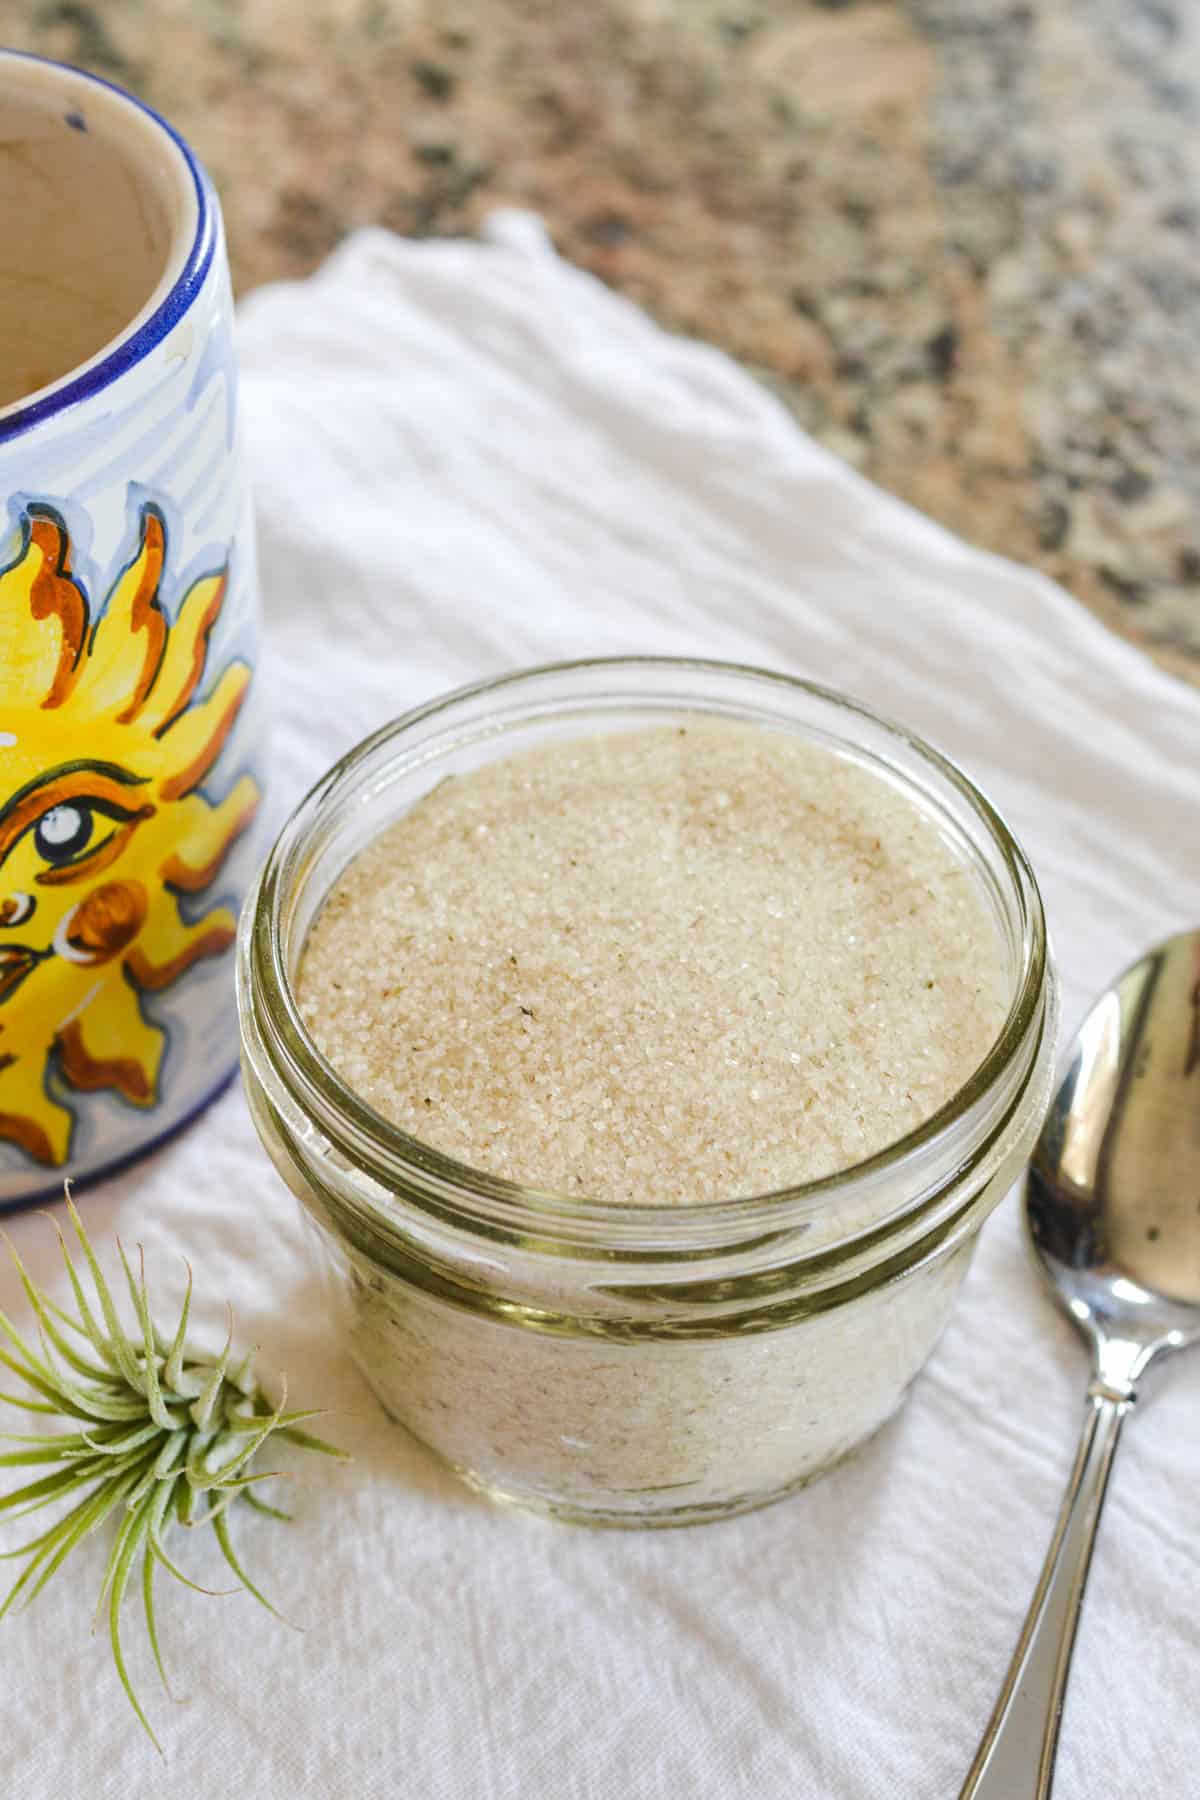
[0,503,259,1166]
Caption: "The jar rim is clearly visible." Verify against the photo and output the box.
[240,656,1051,1246]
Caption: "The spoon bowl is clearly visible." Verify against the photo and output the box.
[1028,928,1200,1382]
[961,928,1200,1799]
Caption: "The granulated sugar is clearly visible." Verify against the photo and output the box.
[297,721,1008,1203]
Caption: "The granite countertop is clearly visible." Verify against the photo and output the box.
[19,0,1200,684]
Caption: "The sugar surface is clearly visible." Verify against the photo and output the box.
[297,721,1008,1204]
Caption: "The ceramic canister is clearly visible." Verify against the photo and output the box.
[0,53,263,1208]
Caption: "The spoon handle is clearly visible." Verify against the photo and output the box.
[959,1387,1129,1799]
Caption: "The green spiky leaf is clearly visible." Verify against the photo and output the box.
[0,1190,348,1752]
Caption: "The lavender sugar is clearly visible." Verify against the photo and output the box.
[297,720,1007,1203]
[289,717,1028,1522]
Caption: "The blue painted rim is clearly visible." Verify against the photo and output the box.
[0,1062,240,1216]
[0,51,216,446]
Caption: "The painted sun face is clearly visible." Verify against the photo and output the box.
[0,504,259,1167]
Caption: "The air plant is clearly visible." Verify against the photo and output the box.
[0,1194,345,1751]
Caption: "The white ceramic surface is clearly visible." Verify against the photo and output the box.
[0,55,262,1206]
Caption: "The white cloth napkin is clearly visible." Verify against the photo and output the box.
[4,214,1197,1800]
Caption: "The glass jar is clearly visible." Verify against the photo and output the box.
[238,659,1058,1527]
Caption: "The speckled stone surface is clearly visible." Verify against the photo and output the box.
[14,0,1200,682]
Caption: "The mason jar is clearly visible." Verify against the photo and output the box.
[238,659,1058,1527]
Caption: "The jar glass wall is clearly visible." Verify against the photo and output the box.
[238,659,1058,1526]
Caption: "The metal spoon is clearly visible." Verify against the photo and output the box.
[960,927,1200,1799]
